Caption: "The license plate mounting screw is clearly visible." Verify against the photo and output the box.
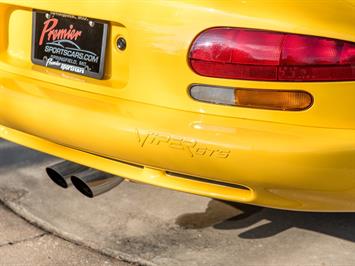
[116,37,127,51]
[89,21,95,27]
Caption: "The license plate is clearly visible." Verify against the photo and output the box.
[31,11,108,79]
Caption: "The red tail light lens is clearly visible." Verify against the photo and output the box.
[189,28,355,81]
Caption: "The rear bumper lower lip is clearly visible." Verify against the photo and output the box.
[2,124,355,212]
[0,125,255,203]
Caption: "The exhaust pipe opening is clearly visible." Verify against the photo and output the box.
[45,161,87,189]
[71,177,94,198]
[71,169,124,198]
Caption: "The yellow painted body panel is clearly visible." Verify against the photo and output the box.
[0,0,354,211]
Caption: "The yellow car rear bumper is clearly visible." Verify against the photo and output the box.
[1,69,355,211]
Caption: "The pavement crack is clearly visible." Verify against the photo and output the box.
[0,232,48,248]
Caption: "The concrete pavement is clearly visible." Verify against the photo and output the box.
[0,204,128,265]
[1,139,355,265]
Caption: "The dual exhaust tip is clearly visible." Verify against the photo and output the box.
[45,160,123,198]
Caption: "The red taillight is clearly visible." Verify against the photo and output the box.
[189,28,355,81]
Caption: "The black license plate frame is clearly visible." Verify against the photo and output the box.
[31,10,108,79]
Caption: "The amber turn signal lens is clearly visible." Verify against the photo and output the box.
[189,85,313,111]
[235,89,313,111]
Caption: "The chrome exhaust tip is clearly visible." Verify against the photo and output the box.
[71,169,123,198]
[45,160,87,189]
